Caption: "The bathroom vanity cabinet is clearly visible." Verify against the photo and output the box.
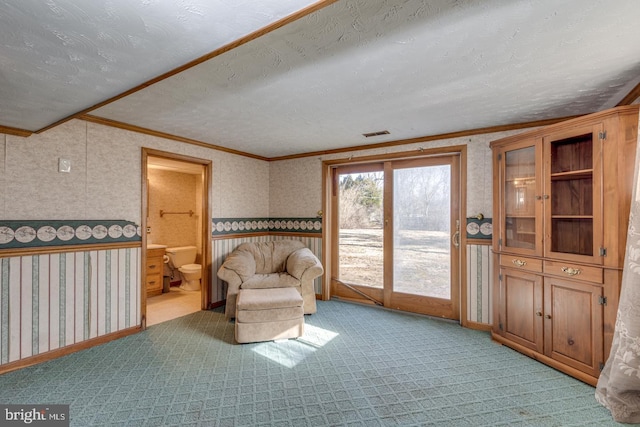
[490,105,639,385]
[146,247,165,297]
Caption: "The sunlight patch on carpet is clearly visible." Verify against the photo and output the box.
[251,324,339,368]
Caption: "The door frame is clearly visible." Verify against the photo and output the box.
[141,148,213,329]
[322,145,468,322]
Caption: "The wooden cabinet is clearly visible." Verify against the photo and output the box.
[491,105,639,385]
[146,247,165,297]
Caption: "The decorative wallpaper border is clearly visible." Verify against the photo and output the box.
[212,217,322,236]
[0,220,141,249]
[466,217,492,239]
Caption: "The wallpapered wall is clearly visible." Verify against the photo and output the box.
[0,119,515,228]
[0,117,516,369]
[0,247,140,366]
[0,119,270,370]
[0,120,269,222]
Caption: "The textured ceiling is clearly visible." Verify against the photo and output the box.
[0,0,317,131]
[2,0,640,158]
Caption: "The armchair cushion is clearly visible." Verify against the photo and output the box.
[242,272,299,289]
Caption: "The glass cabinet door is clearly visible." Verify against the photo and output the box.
[501,139,542,256]
[544,125,602,264]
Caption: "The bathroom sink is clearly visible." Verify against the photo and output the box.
[147,244,167,249]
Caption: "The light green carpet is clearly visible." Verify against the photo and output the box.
[0,300,621,426]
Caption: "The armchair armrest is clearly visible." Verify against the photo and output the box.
[287,247,323,280]
[219,249,256,281]
[217,265,242,294]
[217,249,257,319]
[287,247,323,315]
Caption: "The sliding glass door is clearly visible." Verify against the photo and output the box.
[331,155,460,319]
[333,163,385,303]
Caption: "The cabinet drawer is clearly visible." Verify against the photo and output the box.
[146,273,163,292]
[543,260,603,284]
[146,257,163,275]
[500,255,542,273]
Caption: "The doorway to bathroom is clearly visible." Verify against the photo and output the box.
[141,148,212,327]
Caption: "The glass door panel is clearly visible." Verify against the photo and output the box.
[386,155,460,320]
[393,164,451,299]
[504,145,537,251]
[337,170,385,288]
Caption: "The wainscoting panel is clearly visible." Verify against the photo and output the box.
[212,235,323,304]
[0,247,140,366]
[466,243,493,325]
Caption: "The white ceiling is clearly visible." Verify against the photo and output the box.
[2,0,640,159]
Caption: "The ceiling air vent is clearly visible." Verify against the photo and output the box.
[362,130,390,138]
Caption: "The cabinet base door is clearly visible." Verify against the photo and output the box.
[544,278,603,377]
[501,269,544,353]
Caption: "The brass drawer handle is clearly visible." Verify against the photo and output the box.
[561,266,581,276]
[512,259,527,267]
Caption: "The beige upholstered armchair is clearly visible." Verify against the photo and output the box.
[217,240,323,319]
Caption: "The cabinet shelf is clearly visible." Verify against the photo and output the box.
[550,169,593,181]
[551,215,593,220]
[506,177,535,183]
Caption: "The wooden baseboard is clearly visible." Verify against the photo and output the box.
[463,320,492,332]
[208,300,225,309]
[491,332,598,387]
[0,326,142,376]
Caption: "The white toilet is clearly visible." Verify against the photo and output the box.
[165,246,201,291]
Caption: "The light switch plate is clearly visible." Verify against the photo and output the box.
[58,158,71,173]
